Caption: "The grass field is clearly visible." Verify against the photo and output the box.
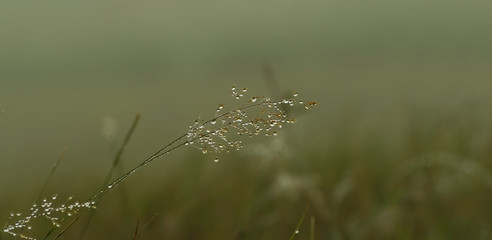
[2,1,492,239]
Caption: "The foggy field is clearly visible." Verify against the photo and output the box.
[1,1,492,239]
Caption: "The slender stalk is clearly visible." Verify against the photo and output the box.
[310,216,315,240]
[132,213,140,240]
[78,114,141,240]
[104,114,141,185]
[136,212,159,238]
[261,62,282,99]
[37,150,67,203]
[19,149,66,236]
[289,202,310,240]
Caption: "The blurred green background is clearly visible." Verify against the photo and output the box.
[2,0,492,239]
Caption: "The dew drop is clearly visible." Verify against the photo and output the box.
[211,119,217,125]
[295,230,300,234]
[108,185,113,189]
[293,92,298,97]
[214,157,219,163]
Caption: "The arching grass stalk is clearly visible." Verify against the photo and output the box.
[3,86,317,240]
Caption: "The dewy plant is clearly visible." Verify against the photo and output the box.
[2,86,317,239]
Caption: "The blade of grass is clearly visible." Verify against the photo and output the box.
[78,114,141,240]
[132,212,140,240]
[261,62,282,99]
[19,149,67,236]
[136,212,159,238]
[310,216,315,240]
[104,114,141,185]
[289,201,310,240]
[37,149,67,202]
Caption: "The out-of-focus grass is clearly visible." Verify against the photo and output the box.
[2,86,492,239]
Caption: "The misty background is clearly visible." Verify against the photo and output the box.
[1,0,492,239]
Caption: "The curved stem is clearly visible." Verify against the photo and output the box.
[52,100,282,239]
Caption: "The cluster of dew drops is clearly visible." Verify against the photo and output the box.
[185,86,317,163]
[2,194,96,240]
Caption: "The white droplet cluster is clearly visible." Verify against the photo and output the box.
[185,86,317,161]
[231,86,248,100]
[2,195,96,240]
